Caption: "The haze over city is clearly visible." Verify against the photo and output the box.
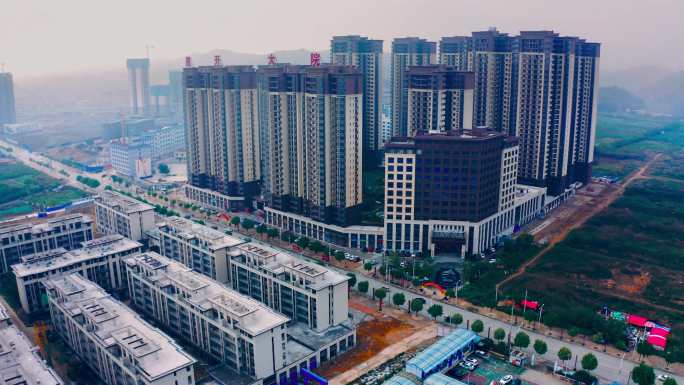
[2,0,684,77]
[0,2,683,385]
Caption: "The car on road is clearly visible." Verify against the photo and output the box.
[498,375,514,385]
[474,350,489,358]
[458,361,476,371]
[465,357,479,367]
[658,374,673,382]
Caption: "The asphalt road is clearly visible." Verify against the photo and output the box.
[3,139,681,385]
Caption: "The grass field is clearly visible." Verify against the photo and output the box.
[0,162,86,218]
[503,178,684,360]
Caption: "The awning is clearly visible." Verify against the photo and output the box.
[651,327,670,337]
[647,333,667,349]
[627,314,648,327]
[520,300,539,311]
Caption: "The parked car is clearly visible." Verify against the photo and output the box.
[474,350,489,358]
[499,375,514,385]
[658,374,673,382]
[459,361,476,371]
[465,357,479,367]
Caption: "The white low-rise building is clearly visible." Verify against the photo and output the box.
[183,184,245,212]
[0,214,94,273]
[95,191,155,241]
[45,274,196,385]
[125,252,356,385]
[0,305,65,385]
[157,217,246,283]
[228,242,350,332]
[12,234,142,314]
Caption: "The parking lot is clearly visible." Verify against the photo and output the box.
[447,354,532,385]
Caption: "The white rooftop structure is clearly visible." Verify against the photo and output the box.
[0,303,8,324]
[234,242,349,290]
[0,214,92,236]
[0,325,64,385]
[160,217,246,250]
[96,191,154,214]
[126,252,289,335]
[12,235,142,278]
[44,274,195,381]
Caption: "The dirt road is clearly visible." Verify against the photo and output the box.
[497,154,662,290]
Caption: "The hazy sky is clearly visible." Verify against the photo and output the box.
[3,0,683,79]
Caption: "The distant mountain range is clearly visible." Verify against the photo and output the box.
[600,66,684,117]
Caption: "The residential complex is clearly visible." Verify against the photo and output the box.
[437,29,601,194]
[227,242,350,332]
[12,234,142,314]
[150,124,186,160]
[157,217,246,283]
[331,36,383,156]
[258,65,364,227]
[126,252,356,385]
[0,213,94,273]
[383,129,544,256]
[0,305,65,385]
[45,274,197,385]
[127,58,151,116]
[94,191,156,241]
[390,38,437,137]
[0,72,16,126]
[404,65,474,135]
[110,138,153,178]
[183,65,261,201]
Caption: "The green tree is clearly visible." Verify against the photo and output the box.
[445,289,455,298]
[295,237,310,249]
[158,163,170,174]
[256,224,268,236]
[663,378,678,385]
[557,347,572,365]
[637,341,655,358]
[524,311,537,326]
[410,298,424,314]
[230,216,241,227]
[533,339,548,355]
[631,362,655,385]
[513,332,530,349]
[471,320,484,334]
[374,288,387,310]
[392,292,406,308]
[427,304,443,320]
[494,328,506,342]
[568,327,580,338]
[266,228,279,238]
[332,250,343,261]
[363,261,373,271]
[357,281,369,294]
[581,353,598,372]
[450,313,463,326]
[241,218,255,230]
[346,273,357,289]
[308,240,324,253]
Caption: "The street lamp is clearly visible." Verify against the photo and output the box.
[537,304,545,331]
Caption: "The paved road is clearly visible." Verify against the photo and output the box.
[4,139,681,384]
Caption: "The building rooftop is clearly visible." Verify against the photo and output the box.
[95,191,154,214]
[406,329,479,377]
[125,252,289,336]
[0,303,9,324]
[159,217,246,251]
[0,324,64,385]
[0,213,92,236]
[233,242,349,290]
[12,234,142,278]
[44,274,195,381]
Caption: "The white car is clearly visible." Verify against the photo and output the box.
[465,357,479,367]
[458,361,476,371]
[499,375,514,385]
[657,374,672,382]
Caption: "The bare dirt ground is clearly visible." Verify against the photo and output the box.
[498,154,661,290]
[316,294,438,384]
